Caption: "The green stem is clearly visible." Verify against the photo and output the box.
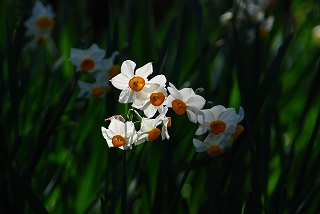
[122,150,127,214]
[166,151,198,214]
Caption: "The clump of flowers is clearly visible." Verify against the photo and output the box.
[70,44,119,98]
[24,1,56,49]
[101,60,245,157]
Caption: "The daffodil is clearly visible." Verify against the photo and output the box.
[24,1,55,38]
[196,105,240,136]
[23,34,50,50]
[110,60,163,107]
[139,75,167,118]
[166,83,206,123]
[135,106,170,145]
[70,43,105,73]
[193,133,231,156]
[101,118,137,150]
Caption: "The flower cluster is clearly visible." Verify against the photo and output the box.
[193,105,244,156]
[101,60,244,156]
[70,44,119,98]
[24,1,56,49]
[220,0,275,43]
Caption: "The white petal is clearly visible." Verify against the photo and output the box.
[118,88,133,103]
[167,86,182,100]
[121,60,135,79]
[186,95,206,110]
[238,106,245,123]
[179,88,194,101]
[109,119,125,135]
[101,127,109,140]
[197,109,214,124]
[135,62,153,78]
[186,107,199,123]
[111,73,129,90]
[193,139,210,152]
[144,105,158,118]
[195,122,211,135]
[149,74,167,86]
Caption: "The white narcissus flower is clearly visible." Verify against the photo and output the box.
[23,35,50,50]
[193,133,231,156]
[166,82,206,123]
[101,119,137,150]
[136,108,168,145]
[196,105,239,136]
[110,60,162,107]
[24,1,56,38]
[259,16,274,38]
[70,43,105,73]
[140,75,167,118]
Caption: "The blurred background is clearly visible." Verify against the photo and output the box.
[1,0,320,213]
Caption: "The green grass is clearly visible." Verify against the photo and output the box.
[1,0,320,213]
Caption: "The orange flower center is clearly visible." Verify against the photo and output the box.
[91,87,104,97]
[210,120,226,135]
[148,128,161,141]
[167,117,172,127]
[36,37,47,46]
[112,135,126,147]
[150,92,165,106]
[171,99,187,115]
[232,125,244,139]
[36,16,55,29]
[80,58,95,72]
[108,64,120,79]
[207,145,222,156]
[259,28,268,38]
[129,76,145,91]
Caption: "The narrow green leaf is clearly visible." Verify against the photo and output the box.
[154,16,178,74]
[253,33,293,120]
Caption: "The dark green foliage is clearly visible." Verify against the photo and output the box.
[1,0,320,213]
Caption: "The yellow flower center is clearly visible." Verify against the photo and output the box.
[108,64,120,79]
[150,92,165,106]
[147,128,161,141]
[129,76,145,91]
[210,120,226,135]
[207,145,222,156]
[36,16,55,29]
[167,117,172,127]
[232,125,244,139]
[259,28,268,38]
[80,58,95,72]
[171,99,187,115]
[91,87,104,97]
[112,135,126,147]
[36,37,47,46]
